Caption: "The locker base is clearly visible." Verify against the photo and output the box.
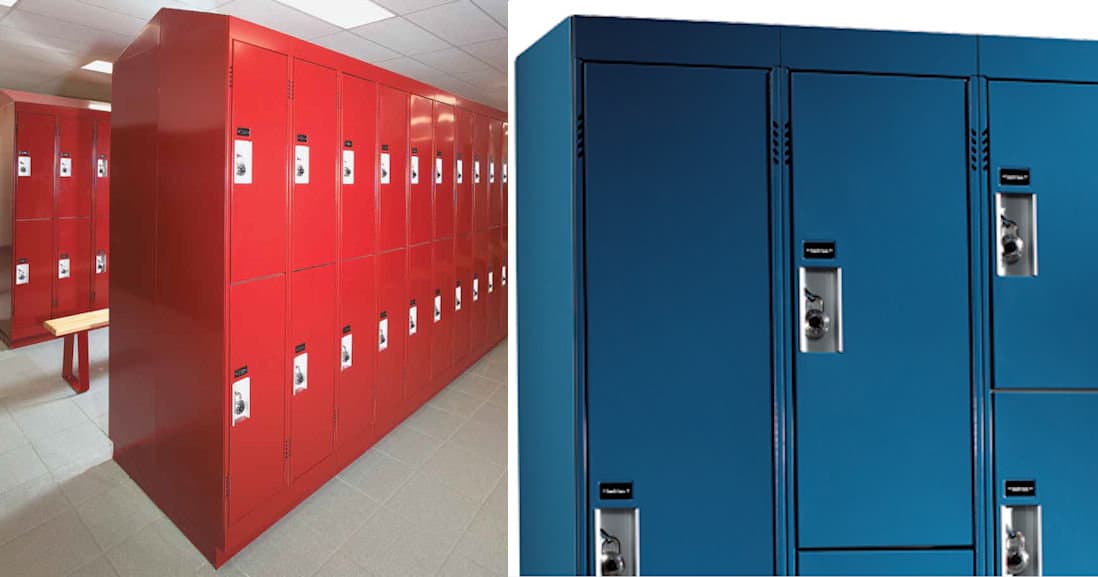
[0,329,58,350]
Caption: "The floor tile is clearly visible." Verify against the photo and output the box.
[437,551,502,577]
[10,397,90,441]
[105,516,207,577]
[231,515,339,577]
[76,479,163,551]
[72,386,109,421]
[291,478,379,548]
[426,387,484,418]
[419,441,503,504]
[32,419,113,473]
[68,555,121,577]
[448,417,505,466]
[311,552,377,577]
[386,471,481,540]
[0,474,72,546]
[337,449,414,503]
[0,405,29,454]
[375,424,443,467]
[0,443,50,495]
[485,384,506,409]
[404,404,467,440]
[448,373,498,400]
[53,459,129,509]
[0,509,101,577]
[470,398,505,429]
[338,506,456,577]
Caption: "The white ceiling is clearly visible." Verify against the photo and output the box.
[0,0,507,110]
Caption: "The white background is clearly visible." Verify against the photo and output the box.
[505,1,1098,573]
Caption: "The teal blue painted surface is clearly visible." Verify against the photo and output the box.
[799,550,975,575]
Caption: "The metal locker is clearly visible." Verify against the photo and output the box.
[54,218,90,317]
[488,119,501,228]
[55,114,93,218]
[455,108,474,235]
[289,264,337,479]
[378,86,409,252]
[492,226,505,342]
[501,121,508,232]
[10,220,53,342]
[337,255,376,442]
[290,59,337,271]
[452,233,472,363]
[228,274,286,524]
[14,111,54,220]
[230,41,288,283]
[472,114,489,231]
[339,73,378,261]
[92,116,109,309]
[406,243,433,396]
[469,230,488,353]
[409,95,434,245]
[485,229,500,345]
[375,249,407,429]
[434,102,455,240]
[798,550,974,576]
[791,72,972,549]
[431,238,454,386]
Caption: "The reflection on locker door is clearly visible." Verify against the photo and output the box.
[11,220,53,341]
[488,119,501,228]
[92,117,110,309]
[290,265,336,479]
[337,256,376,443]
[379,87,408,252]
[469,230,488,353]
[15,112,54,220]
[455,109,474,235]
[406,244,432,396]
[472,114,489,231]
[291,59,337,271]
[792,72,972,549]
[228,275,286,524]
[375,249,406,429]
[340,73,377,261]
[54,218,90,317]
[988,81,1098,389]
[434,102,455,240]
[55,114,93,218]
[452,234,472,363]
[431,238,454,386]
[584,62,774,575]
[230,41,287,283]
[409,95,434,245]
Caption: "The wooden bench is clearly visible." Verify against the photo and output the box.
[44,309,109,394]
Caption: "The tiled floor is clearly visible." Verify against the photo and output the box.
[0,328,508,577]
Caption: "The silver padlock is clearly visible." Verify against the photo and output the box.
[1001,215,1024,265]
[1005,526,1030,575]
[233,391,246,417]
[804,288,831,340]
[599,529,625,576]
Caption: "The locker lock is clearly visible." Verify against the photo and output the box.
[803,288,831,340]
[294,365,305,386]
[1005,526,1030,575]
[341,344,350,364]
[233,391,246,417]
[236,158,247,177]
[599,529,626,576]
[1000,215,1024,265]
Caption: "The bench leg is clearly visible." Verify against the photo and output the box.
[61,332,90,394]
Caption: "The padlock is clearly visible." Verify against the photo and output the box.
[233,391,246,417]
[1005,527,1030,575]
[1001,215,1024,265]
[804,288,831,340]
[599,529,626,576]
[294,365,305,386]
[342,345,350,364]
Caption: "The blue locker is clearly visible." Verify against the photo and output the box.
[798,550,974,576]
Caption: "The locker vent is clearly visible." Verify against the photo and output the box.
[283,439,290,460]
[225,475,230,496]
[288,80,294,100]
[770,120,780,166]
[783,121,791,166]
[969,128,978,171]
[576,114,584,158]
[982,127,990,172]
[228,66,233,88]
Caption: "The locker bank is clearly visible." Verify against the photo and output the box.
[517,16,1098,576]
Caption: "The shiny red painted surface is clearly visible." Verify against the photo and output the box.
[431,238,454,382]
[452,233,473,362]
[55,114,93,218]
[375,249,406,430]
[337,255,376,442]
[378,87,408,252]
[290,264,337,479]
[14,111,54,220]
[291,60,338,270]
[496,226,507,341]
[409,95,434,246]
[339,74,377,260]
[488,119,501,228]
[470,230,489,351]
[92,117,110,309]
[455,108,474,235]
[406,243,432,396]
[433,103,455,240]
[473,114,489,232]
[10,220,52,341]
[487,228,501,344]
[228,275,286,525]
[53,218,90,317]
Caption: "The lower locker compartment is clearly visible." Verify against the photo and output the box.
[798,550,974,575]
[406,244,432,397]
[431,239,454,386]
[452,234,472,363]
[54,217,91,317]
[469,231,488,352]
[376,250,406,429]
[290,265,337,479]
[7,219,53,343]
[337,256,375,443]
[92,215,109,308]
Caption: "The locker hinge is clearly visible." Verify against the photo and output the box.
[228,65,233,88]
[575,114,584,158]
[225,475,230,496]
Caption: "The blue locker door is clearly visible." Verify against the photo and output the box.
[988,82,1098,390]
[584,63,774,575]
[791,73,973,549]
[995,393,1098,574]
[799,550,974,576]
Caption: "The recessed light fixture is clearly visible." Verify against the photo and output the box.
[88,101,111,112]
[276,0,393,29]
[81,60,113,74]
[0,0,17,7]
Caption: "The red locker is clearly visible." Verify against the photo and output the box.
[337,255,376,442]
[431,238,454,385]
[376,249,406,428]
[452,233,472,362]
[409,95,433,245]
[91,117,110,309]
[434,102,455,240]
[470,230,488,351]
[488,119,501,228]
[290,264,337,479]
[9,220,53,342]
[14,112,54,220]
[406,243,432,396]
[501,121,509,234]
[378,87,408,252]
[228,275,286,524]
[340,74,377,260]
[486,229,501,344]
[472,114,489,231]
[291,60,338,271]
[54,218,90,317]
[230,42,287,283]
[55,114,93,218]
[496,226,507,341]
[455,108,473,235]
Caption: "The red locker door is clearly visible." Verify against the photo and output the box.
[10,220,52,341]
[378,87,408,252]
[486,229,500,344]
[230,41,288,283]
[472,114,489,231]
[501,121,509,233]
[291,59,338,271]
[337,255,376,443]
[290,264,337,479]
[54,218,90,317]
[406,243,432,396]
[92,116,110,309]
[408,95,433,246]
[433,102,455,240]
[340,74,378,260]
[376,250,406,428]
[488,119,501,228]
[497,226,507,340]
[228,274,286,524]
[452,234,472,363]
[431,238,454,385]
[14,111,55,220]
[55,114,93,218]
[469,230,488,352]
[454,108,473,235]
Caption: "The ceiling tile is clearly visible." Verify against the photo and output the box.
[371,0,457,16]
[405,0,504,45]
[177,0,232,9]
[458,37,504,70]
[14,0,148,37]
[312,31,401,63]
[350,15,449,55]
[470,0,504,27]
[377,56,448,83]
[413,46,497,76]
[217,0,340,40]
[0,9,133,60]
[35,76,113,101]
[78,0,197,21]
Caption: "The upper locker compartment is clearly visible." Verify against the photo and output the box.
[230,41,288,283]
[408,95,434,246]
[488,119,501,228]
[434,102,455,240]
[340,73,378,260]
[986,81,1098,390]
[378,86,408,252]
[472,114,489,231]
[791,71,973,549]
[14,111,55,220]
[455,108,473,235]
[55,113,94,218]
[290,59,337,271]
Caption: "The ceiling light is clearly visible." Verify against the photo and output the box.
[88,101,111,112]
[0,0,17,7]
[275,0,393,29]
[81,60,113,74]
